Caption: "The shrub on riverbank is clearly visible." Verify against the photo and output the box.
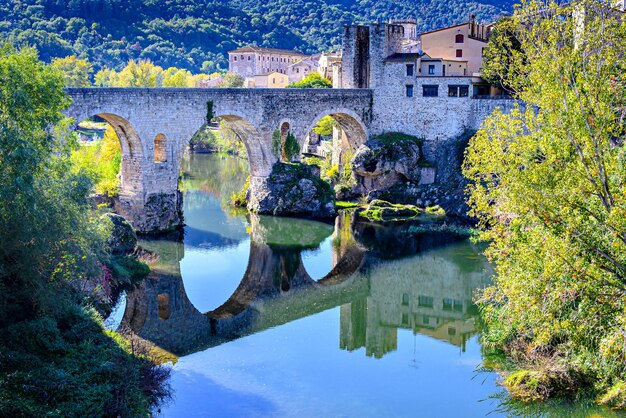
[0,43,170,415]
[70,125,122,197]
[464,0,626,407]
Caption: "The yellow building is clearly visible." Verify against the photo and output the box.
[244,71,289,88]
[420,18,492,75]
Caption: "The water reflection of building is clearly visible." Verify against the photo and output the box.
[121,211,490,361]
[340,243,491,358]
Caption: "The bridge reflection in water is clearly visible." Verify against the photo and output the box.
[118,212,491,360]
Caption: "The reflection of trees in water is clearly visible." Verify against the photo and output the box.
[179,153,248,208]
[121,213,492,360]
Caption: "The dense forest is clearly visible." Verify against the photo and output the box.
[0,0,514,73]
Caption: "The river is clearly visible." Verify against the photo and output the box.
[107,153,621,418]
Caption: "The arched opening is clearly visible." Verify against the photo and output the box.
[72,113,145,199]
[153,133,167,163]
[301,111,368,194]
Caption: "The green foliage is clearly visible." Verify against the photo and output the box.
[463,0,626,406]
[313,115,337,136]
[190,121,247,156]
[286,72,332,88]
[283,132,300,161]
[480,16,525,92]
[206,100,214,123]
[0,305,171,417]
[231,176,250,207]
[217,72,244,88]
[51,55,93,87]
[0,0,513,74]
[0,43,170,415]
[93,59,217,87]
[70,125,122,197]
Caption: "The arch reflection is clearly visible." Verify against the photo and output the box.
[119,213,490,360]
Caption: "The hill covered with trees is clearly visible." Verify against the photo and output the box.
[0,0,514,74]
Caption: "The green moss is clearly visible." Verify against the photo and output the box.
[425,205,446,216]
[356,200,421,221]
[336,201,359,209]
[373,132,424,145]
[109,255,150,286]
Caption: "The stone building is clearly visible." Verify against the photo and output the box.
[287,54,320,84]
[228,46,306,78]
[419,17,493,75]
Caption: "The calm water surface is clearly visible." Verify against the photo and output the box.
[108,154,620,418]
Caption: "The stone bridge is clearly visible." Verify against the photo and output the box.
[65,88,373,232]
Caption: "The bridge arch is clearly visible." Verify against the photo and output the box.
[73,112,146,198]
[304,108,369,151]
[214,113,275,177]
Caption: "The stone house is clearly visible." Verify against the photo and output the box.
[228,46,305,78]
[287,54,320,84]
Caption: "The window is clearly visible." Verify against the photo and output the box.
[443,298,463,312]
[422,315,430,325]
[422,85,439,97]
[402,293,409,306]
[406,64,414,76]
[428,64,435,75]
[405,84,414,97]
[240,55,244,59]
[234,56,237,61]
[456,49,463,58]
[455,34,464,43]
[272,78,276,83]
[448,85,469,97]
[418,295,434,308]
[247,56,251,61]
[402,313,409,325]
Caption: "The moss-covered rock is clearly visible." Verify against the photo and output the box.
[247,162,336,218]
[356,200,421,221]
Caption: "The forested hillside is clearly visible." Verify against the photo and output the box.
[0,0,514,73]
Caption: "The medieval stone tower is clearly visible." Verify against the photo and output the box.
[341,23,405,89]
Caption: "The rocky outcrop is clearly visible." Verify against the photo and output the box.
[101,213,138,254]
[346,131,476,219]
[352,133,430,195]
[114,192,183,234]
[247,163,336,219]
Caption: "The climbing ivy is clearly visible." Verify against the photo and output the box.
[206,100,214,124]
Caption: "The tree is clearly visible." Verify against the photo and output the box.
[463,0,626,406]
[286,72,332,88]
[0,42,104,322]
[117,59,163,87]
[313,115,337,136]
[217,72,244,88]
[51,55,93,87]
[480,16,526,93]
[0,43,171,417]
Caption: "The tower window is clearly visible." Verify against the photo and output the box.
[428,64,435,75]
[405,84,414,97]
[455,34,464,43]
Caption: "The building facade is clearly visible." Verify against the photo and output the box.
[228,46,306,78]
[419,18,492,75]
